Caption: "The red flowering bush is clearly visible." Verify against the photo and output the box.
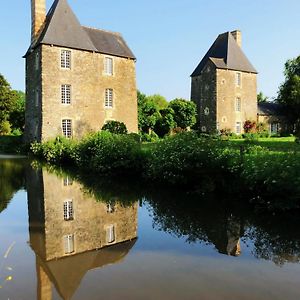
[243,120,256,133]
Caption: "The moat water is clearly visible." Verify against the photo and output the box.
[1,157,300,300]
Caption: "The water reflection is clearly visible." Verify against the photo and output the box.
[0,158,26,212]
[26,167,138,300]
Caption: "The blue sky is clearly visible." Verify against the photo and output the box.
[0,0,299,100]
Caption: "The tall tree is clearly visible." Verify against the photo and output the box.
[277,55,300,129]
[257,91,269,103]
[169,98,197,130]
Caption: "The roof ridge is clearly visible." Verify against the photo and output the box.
[83,26,121,36]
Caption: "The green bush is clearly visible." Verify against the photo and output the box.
[101,120,128,134]
[147,132,239,186]
[77,131,143,175]
[141,131,159,142]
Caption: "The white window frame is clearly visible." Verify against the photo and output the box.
[105,89,113,108]
[106,225,115,243]
[270,123,279,134]
[236,72,242,87]
[61,50,71,69]
[61,84,71,104]
[104,57,113,76]
[235,97,241,112]
[62,119,72,138]
[63,234,75,254]
[63,177,73,186]
[236,122,242,134]
[63,200,74,221]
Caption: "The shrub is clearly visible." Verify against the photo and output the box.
[147,132,239,186]
[244,120,256,133]
[101,121,128,134]
[77,131,143,175]
[141,131,159,142]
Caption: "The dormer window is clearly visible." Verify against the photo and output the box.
[104,57,113,75]
[61,50,71,69]
[236,72,241,86]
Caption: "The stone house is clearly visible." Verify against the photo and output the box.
[24,0,138,142]
[26,167,137,299]
[191,30,258,134]
[257,102,288,134]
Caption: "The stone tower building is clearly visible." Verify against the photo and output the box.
[26,167,138,299]
[191,30,257,134]
[24,0,138,142]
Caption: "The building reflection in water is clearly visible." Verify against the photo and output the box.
[27,168,138,300]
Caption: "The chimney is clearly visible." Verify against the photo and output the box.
[231,30,242,48]
[31,0,46,44]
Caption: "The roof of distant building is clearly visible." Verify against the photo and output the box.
[257,102,284,116]
[24,0,135,59]
[191,32,257,76]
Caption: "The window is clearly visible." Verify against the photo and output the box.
[63,200,74,221]
[35,89,39,107]
[61,50,71,69]
[236,122,242,134]
[270,123,279,133]
[62,119,72,138]
[235,97,241,112]
[105,57,113,75]
[63,177,73,186]
[106,225,115,243]
[105,89,113,108]
[61,85,71,104]
[63,234,74,254]
[236,72,241,86]
[107,203,115,213]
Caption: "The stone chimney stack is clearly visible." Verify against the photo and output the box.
[231,30,242,48]
[31,0,46,44]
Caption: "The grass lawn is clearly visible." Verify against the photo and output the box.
[228,136,299,152]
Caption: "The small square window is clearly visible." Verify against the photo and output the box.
[105,89,113,108]
[236,72,241,86]
[63,200,74,221]
[235,97,241,112]
[105,57,113,75]
[64,234,74,254]
[61,85,71,104]
[61,50,71,69]
[106,225,115,243]
[62,119,72,138]
[236,122,242,134]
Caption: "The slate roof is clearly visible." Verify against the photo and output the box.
[258,102,283,116]
[25,0,135,59]
[191,32,257,76]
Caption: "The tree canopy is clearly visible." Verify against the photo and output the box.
[0,74,25,135]
[277,55,300,128]
[257,91,269,103]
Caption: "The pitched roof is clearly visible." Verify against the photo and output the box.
[258,102,284,116]
[25,0,135,59]
[191,32,257,77]
[37,239,137,300]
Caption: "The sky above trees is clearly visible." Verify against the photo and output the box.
[0,0,300,100]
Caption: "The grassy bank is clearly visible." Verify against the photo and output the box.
[30,132,300,211]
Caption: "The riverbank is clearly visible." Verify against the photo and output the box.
[30,131,300,211]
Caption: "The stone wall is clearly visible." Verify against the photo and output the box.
[26,44,138,142]
[31,171,138,261]
[216,69,257,133]
[25,47,42,143]
[191,60,217,132]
